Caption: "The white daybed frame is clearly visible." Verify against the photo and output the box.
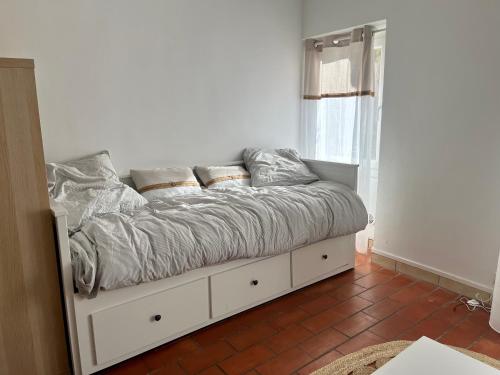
[51,159,359,375]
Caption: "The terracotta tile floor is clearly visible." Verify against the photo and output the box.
[102,253,500,375]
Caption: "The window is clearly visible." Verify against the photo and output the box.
[301,25,386,251]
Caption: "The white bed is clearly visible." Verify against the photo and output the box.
[51,159,360,375]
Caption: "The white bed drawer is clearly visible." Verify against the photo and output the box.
[211,253,291,317]
[292,236,354,287]
[91,278,209,365]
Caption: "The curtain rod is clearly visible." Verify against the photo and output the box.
[313,28,386,48]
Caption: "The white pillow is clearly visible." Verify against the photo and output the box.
[243,148,319,187]
[195,166,250,189]
[130,167,202,200]
[46,151,147,232]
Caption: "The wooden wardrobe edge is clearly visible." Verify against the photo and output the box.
[0,58,35,69]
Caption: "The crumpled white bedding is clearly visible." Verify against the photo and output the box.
[70,181,367,296]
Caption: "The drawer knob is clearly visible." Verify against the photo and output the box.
[153,314,162,322]
[251,279,259,286]
[322,254,328,260]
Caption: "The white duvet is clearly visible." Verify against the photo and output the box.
[70,181,368,296]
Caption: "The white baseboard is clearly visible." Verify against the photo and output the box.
[372,247,493,293]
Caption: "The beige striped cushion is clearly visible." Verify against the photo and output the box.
[195,166,250,189]
[130,167,201,200]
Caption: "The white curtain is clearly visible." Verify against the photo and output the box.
[302,26,382,252]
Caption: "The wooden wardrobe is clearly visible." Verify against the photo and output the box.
[0,58,69,374]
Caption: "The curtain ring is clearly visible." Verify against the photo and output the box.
[313,40,323,49]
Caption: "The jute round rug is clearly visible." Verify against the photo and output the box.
[311,341,500,375]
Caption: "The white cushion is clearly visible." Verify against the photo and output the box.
[195,166,250,189]
[130,167,201,200]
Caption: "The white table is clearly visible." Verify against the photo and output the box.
[374,337,499,374]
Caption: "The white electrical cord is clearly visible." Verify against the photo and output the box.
[457,293,492,313]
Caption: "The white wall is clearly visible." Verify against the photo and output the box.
[0,0,302,172]
[304,0,500,290]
